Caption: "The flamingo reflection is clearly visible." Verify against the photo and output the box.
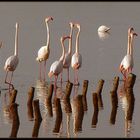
[119,81,135,137]
[71,85,84,137]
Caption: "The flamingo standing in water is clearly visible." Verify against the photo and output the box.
[62,22,74,82]
[119,27,137,80]
[4,23,19,89]
[71,23,82,85]
[36,16,53,80]
[48,36,70,93]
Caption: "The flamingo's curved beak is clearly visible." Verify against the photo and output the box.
[105,27,111,32]
[50,17,53,21]
[134,33,138,36]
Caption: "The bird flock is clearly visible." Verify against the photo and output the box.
[2,16,138,92]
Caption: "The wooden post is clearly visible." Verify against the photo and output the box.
[112,76,119,92]
[33,99,42,122]
[82,80,88,111]
[47,84,54,100]
[32,119,42,137]
[74,95,84,132]
[82,80,89,96]
[92,93,99,128]
[82,95,88,111]
[9,103,20,138]
[126,88,135,121]
[53,97,62,133]
[110,90,118,125]
[62,82,73,113]
[63,97,72,114]
[9,89,17,105]
[96,79,104,109]
[65,82,73,99]
[32,99,42,138]
[46,84,54,117]
[27,87,35,120]
[126,73,136,89]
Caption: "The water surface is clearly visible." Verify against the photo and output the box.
[0,2,140,138]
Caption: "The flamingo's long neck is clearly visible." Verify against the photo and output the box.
[75,27,80,54]
[68,26,73,54]
[46,21,50,49]
[130,34,134,57]
[14,24,18,56]
[127,32,131,55]
[59,39,65,61]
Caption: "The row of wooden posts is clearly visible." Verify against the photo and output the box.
[7,73,136,138]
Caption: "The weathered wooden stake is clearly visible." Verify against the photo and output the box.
[96,79,104,109]
[9,103,20,138]
[53,97,62,133]
[47,84,54,100]
[9,89,17,105]
[63,97,72,113]
[82,80,89,96]
[82,95,88,111]
[32,97,42,137]
[27,87,35,103]
[65,82,73,99]
[112,76,119,92]
[33,99,42,122]
[126,73,136,88]
[46,84,54,117]
[32,119,42,138]
[126,88,135,121]
[74,95,84,132]
[92,93,99,128]
[110,90,118,124]
[27,87,35,120]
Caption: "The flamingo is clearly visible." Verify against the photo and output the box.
[71,23,82,85]
[98,25,110,32]
[4,22,19,90]
[36,16,53,80]
[62,22,74,82]
[119,27,137,80]
[48,36,70,94]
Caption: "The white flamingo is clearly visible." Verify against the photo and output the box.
[119,27,137,80]
[36,16,53,80]
[98,25,110,32]
[62,22,74,82]
[4,23,19,89]
[48,36,70,93]
[71,23,82,85]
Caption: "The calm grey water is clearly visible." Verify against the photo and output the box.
[0,2,140,138]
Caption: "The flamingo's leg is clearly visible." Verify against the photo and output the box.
[5,71,14,90]
[39,62,42,80]
[54,75,58,97]
[9,71,14,90]
[60,72,63,84]
[44,60,46,81]
[74,69,79,86]
[67,68,70,82]
[76,69,79,85]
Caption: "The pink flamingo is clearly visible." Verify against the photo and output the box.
[62,22,74,82]
[48,36,70,94]
[119,27,137,80]
[4,23,19,90]
[36,16,53,80]
[71,23,82,85]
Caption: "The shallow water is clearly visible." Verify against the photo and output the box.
[0,2,140,138]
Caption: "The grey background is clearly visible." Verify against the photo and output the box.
[0,2,139,138]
